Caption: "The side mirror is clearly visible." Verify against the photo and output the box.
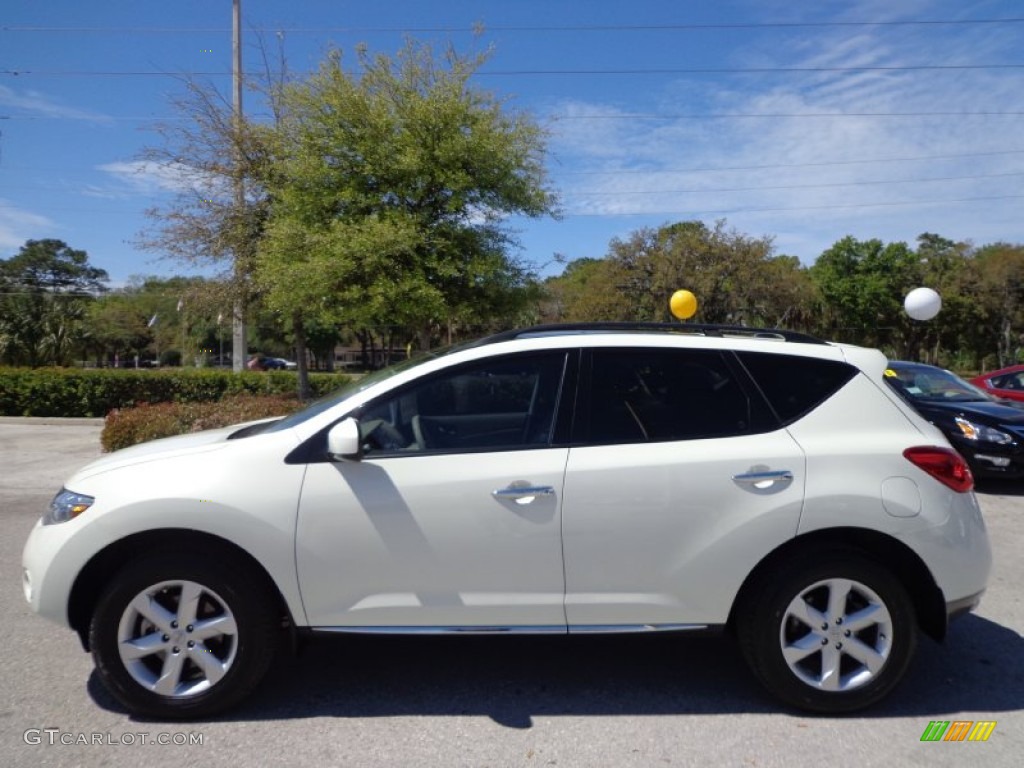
[326,417,362,462]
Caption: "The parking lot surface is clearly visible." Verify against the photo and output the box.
[1,420,1021,767]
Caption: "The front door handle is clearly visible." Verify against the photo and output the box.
[732,470,793,489]
[492,485,555,504]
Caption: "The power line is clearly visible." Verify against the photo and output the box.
[3,19,1024,33]
[5,110,1024,122]
[561,149,1024,175]
[552,111,1024,120]
[566,193,1024,217]
[7,148,1023,176]
[4,63,1024,77]
[569,170,1024,196]
[481,64,1024,75]
[0,289,104,297]
[5,173,1023,216]
[8,169,1018,199]
[0,202,145,213]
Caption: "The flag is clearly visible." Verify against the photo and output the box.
[147,314,158,328]
[217,312,223,325]
[177,299,184,312]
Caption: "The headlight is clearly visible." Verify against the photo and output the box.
[43,489,94,526]
[954,417,1014,445]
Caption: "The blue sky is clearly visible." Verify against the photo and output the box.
[2,0,1023,285]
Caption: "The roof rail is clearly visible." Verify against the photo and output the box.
[477,322,827,345]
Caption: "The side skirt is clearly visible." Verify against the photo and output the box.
[308,623,714,636]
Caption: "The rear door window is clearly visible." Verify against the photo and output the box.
[583,348,763,444]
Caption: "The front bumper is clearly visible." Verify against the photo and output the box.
[21,515,89,628]
[952,438,1024,478]
[965,450,1024,477]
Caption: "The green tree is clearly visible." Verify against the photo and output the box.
[808,233,986,364]
[974,243,1024,367]
[547,220,812,327]
[83,275,233,367]
[256,41,558,396]
[541,257,634,322]
[910,233,979,367]
[756,254,819,331]
[0,239,107,366]
[809,236,919,349]
[639,220,782,324]
[86,294,154,365]
[544,219,815,327]
[136,66,285,372]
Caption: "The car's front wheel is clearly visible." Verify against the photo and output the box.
[737,552,917,713]
[89,551,279,719]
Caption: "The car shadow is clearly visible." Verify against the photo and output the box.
[89,614,1023,726]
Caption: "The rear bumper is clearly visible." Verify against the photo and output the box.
[895,486,991,639]
[946,589,985,622]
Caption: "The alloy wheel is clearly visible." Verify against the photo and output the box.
[779,577,893,692]
[116,579,239,698]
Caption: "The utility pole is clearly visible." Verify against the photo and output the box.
[231,0,247,372]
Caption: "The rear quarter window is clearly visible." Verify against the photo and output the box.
[737,351,857,424]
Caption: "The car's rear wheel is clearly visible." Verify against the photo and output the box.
[737,552,917,713]
[89,551,279,719]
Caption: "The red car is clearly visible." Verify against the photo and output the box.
[971,364,1024,402]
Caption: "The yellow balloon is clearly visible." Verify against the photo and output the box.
[669,289,698,320]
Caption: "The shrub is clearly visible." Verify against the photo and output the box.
[0,367,350,417]
[101,395,304,452]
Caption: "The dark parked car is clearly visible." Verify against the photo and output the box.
[264,357,297,370]
[885,361,1024,478]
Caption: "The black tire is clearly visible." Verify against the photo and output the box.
[736,551,917,713]
[89,550,280,719]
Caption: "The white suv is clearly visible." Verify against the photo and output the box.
[22,323,991,718]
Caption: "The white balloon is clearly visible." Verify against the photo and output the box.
[904,287,942,321]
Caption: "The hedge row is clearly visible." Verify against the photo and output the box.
[101,395,303,452]
[0,367,351,417]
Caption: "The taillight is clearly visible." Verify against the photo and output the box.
[903,446,974,492]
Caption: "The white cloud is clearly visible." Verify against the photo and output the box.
[0,201,56,251]
[78,184,125,200]
[0,85,111,123]
[544,3,1024,261]
[97,160,217,195]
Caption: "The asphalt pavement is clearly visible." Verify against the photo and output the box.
[0,419,1021,767]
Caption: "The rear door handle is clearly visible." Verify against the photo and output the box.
[732,470,793,489]
[492,485,555,504]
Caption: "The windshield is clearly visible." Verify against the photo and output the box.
[885,366,993,403]
[258,343,470,434]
